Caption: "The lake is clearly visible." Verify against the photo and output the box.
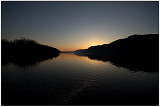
[1,53,159,105]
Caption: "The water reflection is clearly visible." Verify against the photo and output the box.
[2,53,60,67]
[2,53,159,105]
[74,53,158,72]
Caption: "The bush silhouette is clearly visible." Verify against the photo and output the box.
[2,38,60,66]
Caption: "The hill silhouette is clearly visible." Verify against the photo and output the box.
[2,38,60,66]
[74,34,159,72]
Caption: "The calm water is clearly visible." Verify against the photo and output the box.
[2,53,159,105]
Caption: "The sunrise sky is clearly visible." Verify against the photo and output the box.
[2,1,159,51]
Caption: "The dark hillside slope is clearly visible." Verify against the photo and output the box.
[86,34,158,57]
[75,34,159,72]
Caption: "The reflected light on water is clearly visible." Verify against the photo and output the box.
[2,53,159,105]
[57,53,109,66]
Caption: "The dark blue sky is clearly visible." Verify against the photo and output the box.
[2,1,159,51]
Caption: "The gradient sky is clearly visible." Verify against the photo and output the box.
[2,1,159,51]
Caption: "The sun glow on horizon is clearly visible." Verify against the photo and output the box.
[87,41,104,47]
[58,40,106,51]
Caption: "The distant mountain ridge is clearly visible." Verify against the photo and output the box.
[74,34,159,72]
[75,34,158,56]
